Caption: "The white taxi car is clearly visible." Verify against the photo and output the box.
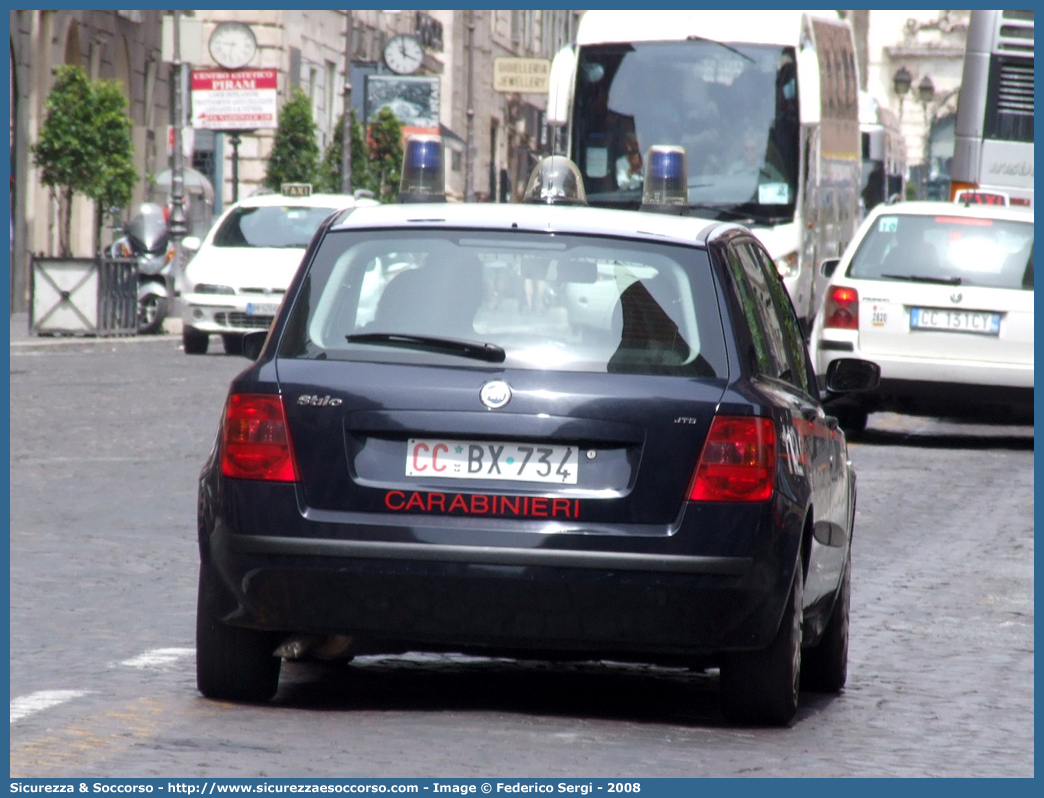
[811,200,1034,432]
[180,187,377,355]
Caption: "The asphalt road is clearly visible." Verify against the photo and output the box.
[8,334,1034,777]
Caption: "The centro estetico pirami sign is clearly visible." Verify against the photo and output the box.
[191,69,278,130]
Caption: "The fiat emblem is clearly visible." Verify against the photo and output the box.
[480,380,512,409]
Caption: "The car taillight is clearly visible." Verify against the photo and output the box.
[689,416,776,502]
[824,286,859,330]
[221,393,300,482]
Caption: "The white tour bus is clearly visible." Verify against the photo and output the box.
[950,9,1034,211]
[547,10,862,328]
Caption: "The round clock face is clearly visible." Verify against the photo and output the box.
[384,34,424,75]
[209,21,257,70]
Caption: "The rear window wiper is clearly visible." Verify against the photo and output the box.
[880,273,963,286]
[345,332,506,363]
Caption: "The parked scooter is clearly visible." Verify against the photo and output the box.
[108,202,174,335]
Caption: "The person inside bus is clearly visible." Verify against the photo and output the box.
[727,127,786,183]
[767,55,800,186]
[580,75,639,193]
[615,132,644,190]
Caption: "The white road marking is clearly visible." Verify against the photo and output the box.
[10,690,90,723]
[118,647,195,669]
[12,647,194,724]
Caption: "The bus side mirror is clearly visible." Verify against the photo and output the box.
[547,46,577,126]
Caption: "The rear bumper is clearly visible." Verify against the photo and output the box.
[819,346,1033,388]
[205,536,776,660]
[199,482,802,661]
[818,347,1034,418]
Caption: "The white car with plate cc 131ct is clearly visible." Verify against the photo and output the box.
[811,200,1033,433]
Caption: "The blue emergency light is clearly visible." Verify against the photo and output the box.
[399,134,447,203]
[522,155,588,206]
[641,145,689,215]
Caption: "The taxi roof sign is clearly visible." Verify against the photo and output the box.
[954,189,1008,207]
[281,183,313,197]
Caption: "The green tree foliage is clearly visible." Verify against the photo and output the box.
[264,87,321,191]
[367,107,404,203]
[319,110,371,194]
[320,108,404,204]
[88,78,137,248]
[31,65,137,255]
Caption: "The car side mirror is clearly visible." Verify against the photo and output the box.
[824,358,880,393]
[182,236,202,252]
[241,330,269,361]
[820,257,841,279]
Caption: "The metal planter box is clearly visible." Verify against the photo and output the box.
[31,256,138,336]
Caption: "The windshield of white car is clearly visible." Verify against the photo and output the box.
[848,213,1034,290]
[212,205,338,249]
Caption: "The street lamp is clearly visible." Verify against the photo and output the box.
[341,10,353,195]
[892,65,912,119]
[918,74,936,198]
[917,74,936,105]
[169,10,188,246]
[465,10,476,203]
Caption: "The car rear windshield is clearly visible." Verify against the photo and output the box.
[278,228,728,377]
[847,213,1034,290]
[212,205,338,249]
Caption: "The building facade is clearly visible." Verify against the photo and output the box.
[10,9,170,312]
[9,10,581,312]
[849,10,970,199]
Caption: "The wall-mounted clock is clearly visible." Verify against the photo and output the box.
[383,33,424,75]
[209,21,257,70]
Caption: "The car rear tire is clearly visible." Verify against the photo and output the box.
[801,548,850,693]
[196,568,281,702]
[221,334,244,356]
[183,326,209,355]
[720,565,803,726]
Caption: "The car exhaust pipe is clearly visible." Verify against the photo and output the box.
[274,633,355,661]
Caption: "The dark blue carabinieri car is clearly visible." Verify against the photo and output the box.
[195,155,878,726]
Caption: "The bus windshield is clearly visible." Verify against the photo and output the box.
[572,40,799,222]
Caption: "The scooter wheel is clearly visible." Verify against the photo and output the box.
[138,294,168,335]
